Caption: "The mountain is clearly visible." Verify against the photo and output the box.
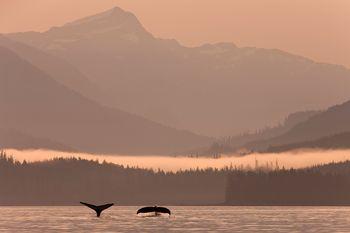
[0,46,211,154]
[0,35,109,107]
[214,110,320,151]
[0,128,73,151]
[8,6,350,136]
[266,132,350,153]
[247,100,350,151]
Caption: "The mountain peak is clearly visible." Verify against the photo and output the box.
[7,6,153,52]
[109,6,127,15]
[62,6,143,31]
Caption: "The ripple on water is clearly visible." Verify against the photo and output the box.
[0,206,350,233]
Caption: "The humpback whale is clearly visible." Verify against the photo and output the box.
[80,202,114,217]
[137,206,171,216]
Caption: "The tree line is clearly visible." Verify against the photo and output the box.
[2,150,350,206]
[0,151,228,205]
[226,161,350,205]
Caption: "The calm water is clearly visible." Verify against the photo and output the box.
[0,206,350,232]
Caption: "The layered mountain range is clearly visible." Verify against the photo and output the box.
[0,46,211,154]
[215,100,350,153]
[7,7,350,137]
[1,6,350,154]
[248,100,350,152]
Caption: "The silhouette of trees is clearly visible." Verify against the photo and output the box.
[205,110,320,155]
[226,161,350,205]
[0,151,228,205]
[266,132,350,152]
[3,150,350,206]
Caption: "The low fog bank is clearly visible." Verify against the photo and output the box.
[4,149,350,172]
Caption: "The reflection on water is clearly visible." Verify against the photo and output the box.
[0,206,350,232]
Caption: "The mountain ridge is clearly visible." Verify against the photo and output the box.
[7,6,350,136]
[0,128,74,152]
[0,46,212,154]
[245,100,350,151]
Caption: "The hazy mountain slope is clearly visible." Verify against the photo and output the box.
[8,6,350,136]
[266,132,350,153]
[0,35,109,106]
[247,100,350,151]
[0,46,211,154]
[0,128,74,151]
[216,110,320,150]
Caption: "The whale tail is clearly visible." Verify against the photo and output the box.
[80,202,114,217]
[137,206,171,215]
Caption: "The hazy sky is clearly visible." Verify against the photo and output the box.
[0,0,349,67]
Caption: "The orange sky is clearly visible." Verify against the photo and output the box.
[0,0,349,67]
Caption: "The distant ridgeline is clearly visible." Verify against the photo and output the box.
[226,161,350,205]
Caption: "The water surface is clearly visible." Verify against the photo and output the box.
[0,206,350,232]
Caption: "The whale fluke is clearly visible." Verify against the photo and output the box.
[80,202,114,217]
[137,206,171,215]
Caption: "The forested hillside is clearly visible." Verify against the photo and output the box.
[0,152,226,205]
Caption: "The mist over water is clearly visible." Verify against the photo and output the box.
[4,149,350,172]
